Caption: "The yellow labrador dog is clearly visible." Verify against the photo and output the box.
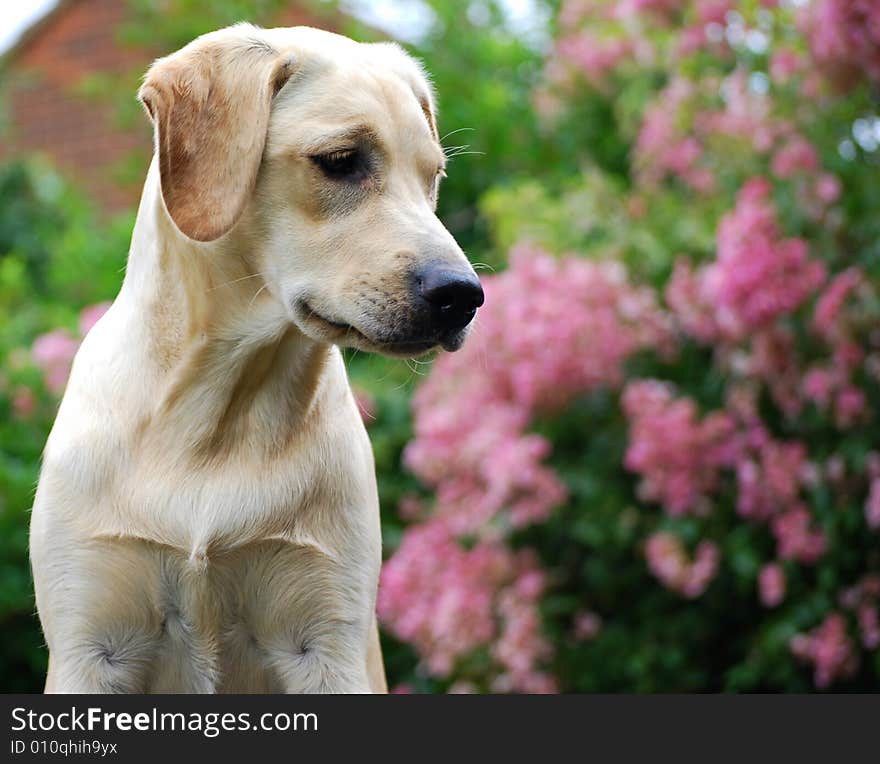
[29,24,483,693]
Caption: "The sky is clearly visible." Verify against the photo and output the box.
[0,0,57,55]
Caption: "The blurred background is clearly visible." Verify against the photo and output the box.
[1,0,879,693]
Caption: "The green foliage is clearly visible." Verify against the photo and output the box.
[0,160,131,690]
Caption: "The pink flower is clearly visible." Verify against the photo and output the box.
[553,33,633,91]
[665,258,720,343]
[735,432,807,521]
[377,520,553,691]
[791,612,859,688]
[746,327,803,417]
[770,49,804,82]
[814,173,842,205]
[813,267,862,341]
[803,0,880,89]
[78,301,111,336]
[623,380,737,516]
[771,136,819,179]
[695,0,733,25]
[634,78,715,191]
[352,386,376,425]
[772,505,827,564]
[572,611,603,641]
[857,605,880,649]
[644,532,720,598]
[865,479,880,531]
[615,0,680,20]
[404,245,671,535]
[385,244,678,690]
[802,366,837,408]
[710,178,825,336]
[834,385,866,428]
[31,329,79,395]
[694,70,782,152]
[758,563,786,607]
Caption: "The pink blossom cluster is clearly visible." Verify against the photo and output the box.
[377,520,555,692]
[557,0,610,31]
[667,179,827,343]
[758,563,786,607]
[694,70,782,153]
[813,267,863,342]
[771,136,819,179]
[745,327,803,416]
[769,49,805,84]
[790,612,859,688]
[674,1,737,58]
[635,69,791,191]
[551,34,634,92]
[622,380,737,516]
[404,245,671,533]
[729,410,828,565]
[30,330,80,395]
[865,480,880,531]
[30,302,110,395]
[665,258,720,343]
[734,425,808,522]
[838,575,880,650]
[634,78,715,192]
[802,0,880,89]
[622,376,830,590]
[711,178,826,336]
[644,532,721,598]
[771,505,827,564]
[385,1,880,692]
[381,245,673,690]
[572,610,604,641]
[614,0,681,22]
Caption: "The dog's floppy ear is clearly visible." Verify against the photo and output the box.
[138,31,295,242]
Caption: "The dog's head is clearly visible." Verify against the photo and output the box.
[138,24,482,356]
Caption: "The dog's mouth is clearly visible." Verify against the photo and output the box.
[296,300,442,357]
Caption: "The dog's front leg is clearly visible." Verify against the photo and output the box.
[262,616,374,694]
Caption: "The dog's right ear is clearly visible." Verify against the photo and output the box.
[138,29,295,242]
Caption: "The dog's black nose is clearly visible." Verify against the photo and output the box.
[418,265,484,332]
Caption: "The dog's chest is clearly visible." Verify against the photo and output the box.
[86,425,360,558]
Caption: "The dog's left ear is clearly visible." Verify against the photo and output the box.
[139,31,295,242]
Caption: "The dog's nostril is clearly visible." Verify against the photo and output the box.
[418,266,484,331]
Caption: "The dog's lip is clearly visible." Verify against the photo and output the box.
[297,300,439,357]
[298,300,368,341]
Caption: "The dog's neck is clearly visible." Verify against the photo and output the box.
[120,159,334,458]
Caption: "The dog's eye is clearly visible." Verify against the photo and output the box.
[311,149,367,180]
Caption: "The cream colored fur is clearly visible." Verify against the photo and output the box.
[30,24,476,693]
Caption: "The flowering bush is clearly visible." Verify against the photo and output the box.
[380,0,880,691]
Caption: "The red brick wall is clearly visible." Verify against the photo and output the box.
[2,0,154,211]
[1,0,338,213]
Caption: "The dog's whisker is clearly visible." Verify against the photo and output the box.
[404,359,428,376]
[440,127,475,142]
[246,283,269,312]
[207,272,267,292]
